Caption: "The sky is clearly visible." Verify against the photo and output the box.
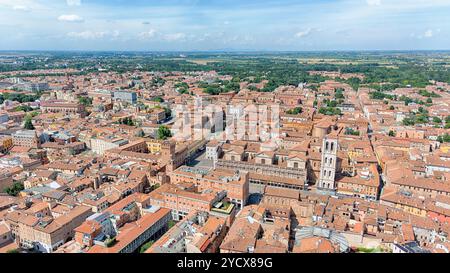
[0,0,449,51]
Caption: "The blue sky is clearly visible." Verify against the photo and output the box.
[0,0,449,51]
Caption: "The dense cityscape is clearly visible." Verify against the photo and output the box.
[1,1,450,264]
[0,50,449,255]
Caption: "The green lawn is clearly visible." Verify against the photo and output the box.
[139,241,154,253]
[356,247,387,253]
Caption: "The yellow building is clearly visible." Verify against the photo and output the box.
[146,139,162,154]
[282,122,313,131]
[394,203,427,217]
[440,144,450,153]
[0,136,13,152]
[347,150,363,160]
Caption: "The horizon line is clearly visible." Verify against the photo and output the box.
[1,49,450,53]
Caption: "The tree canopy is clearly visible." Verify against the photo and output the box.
[157,125,172,140]
[23,115,35,130]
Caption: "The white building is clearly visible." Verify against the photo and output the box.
[317,137,338,191]
[205,141,222,166]
[90,137,129,155]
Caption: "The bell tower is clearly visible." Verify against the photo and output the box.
[318,137,338,191]
[161,140,175,160]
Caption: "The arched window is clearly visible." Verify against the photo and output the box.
[325,141,329,151]
[330,142,334,152]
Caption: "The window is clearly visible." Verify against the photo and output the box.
[294,162,299,168]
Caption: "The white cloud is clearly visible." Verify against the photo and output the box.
[111,30,120,40]
[0,0,43,11]
[66,0,81,6]
[424,29,433,38]
[66,30,121,40]
[164,33,187,41]
[366,0,381,6]
[412,29,440,39]
[295,28,312,38]
[12,5,30,11]
[67,31,107,39]
[58,14,84,23]
[138,29,157,40]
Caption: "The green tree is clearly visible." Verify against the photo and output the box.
[403,117,415,126]
[319,107,341,116]
[23,115,35,130]
[344,127,360,136]
[14,105,33,112]
[79,97,93,106]
[105,237,117,248]
[30,111,39,117]
[151,96,164,103]
[388,130,395,137]
[163,107,172,118]
[334,88,345,99]
[157,126,172,140]
[118,117,135,126]
[433,117,442,124]
[168,220,176,229]
[286,107,302,115]
[415,114,429,124]
[399,95,413,105]
[3,182,24,196]
[126,118,134,126]
[437,133,450,143]
[175,82,189,94]
[445,116,450,124]
[418,90,441,98]
[139,241,154,253]
[370,91,395,100]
